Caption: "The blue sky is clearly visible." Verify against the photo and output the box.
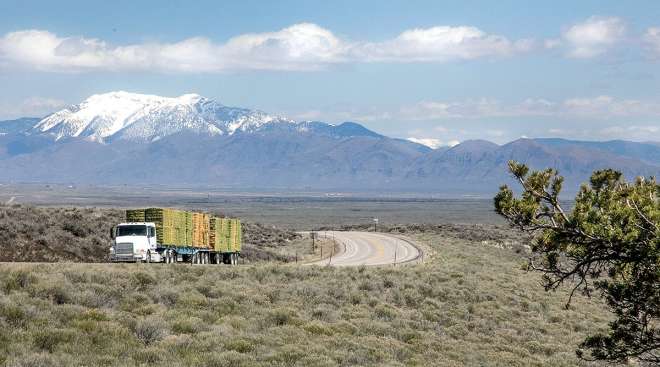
[1,0,659,145]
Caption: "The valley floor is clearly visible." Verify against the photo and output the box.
[0,229,611,366]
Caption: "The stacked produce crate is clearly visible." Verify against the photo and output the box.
[143,208,187,245]
[191,212,210,248]
[222,218,232,252]
[209,217,239,253]
[209,217,219,251]
[230,219,242,252]
[126,209,146,222]
[124,208,240,251]
[185,212,193,246]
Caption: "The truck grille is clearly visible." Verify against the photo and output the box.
[114,242,134,259]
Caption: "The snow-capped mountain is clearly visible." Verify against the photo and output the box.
[1,91,657,192]
[34,91,295,142]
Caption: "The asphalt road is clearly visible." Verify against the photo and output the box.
[306,231,421,266]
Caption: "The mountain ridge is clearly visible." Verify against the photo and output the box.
[0,92,658,193]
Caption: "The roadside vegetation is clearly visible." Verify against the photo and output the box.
[0,205,305,263]
[0,223,612,366]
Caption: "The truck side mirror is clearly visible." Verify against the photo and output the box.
[110,226,116,240]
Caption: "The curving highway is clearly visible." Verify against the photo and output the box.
[306,231,421,266]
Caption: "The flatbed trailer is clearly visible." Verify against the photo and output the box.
[156,244,239,265]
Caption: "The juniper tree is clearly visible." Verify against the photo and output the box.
[494,161,659,364]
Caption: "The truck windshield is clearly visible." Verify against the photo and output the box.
[116,225,147,237]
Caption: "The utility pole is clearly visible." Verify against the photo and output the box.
[393,239,398,266]
[328,232,335,266]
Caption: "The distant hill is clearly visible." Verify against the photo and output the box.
[0,92,657,194]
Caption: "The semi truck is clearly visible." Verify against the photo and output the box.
[110,208,241,265]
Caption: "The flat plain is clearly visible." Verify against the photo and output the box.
[0,184,502,228]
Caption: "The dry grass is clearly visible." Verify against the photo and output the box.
[0,228,615,366]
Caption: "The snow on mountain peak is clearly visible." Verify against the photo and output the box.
[177,93,205,104]
[33,91,291,142]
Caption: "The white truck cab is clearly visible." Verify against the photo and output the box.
[110,222,162,262]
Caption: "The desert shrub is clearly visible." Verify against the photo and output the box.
[202,351,255,367]
[224,338,255,353]
[303,321,334,336]
[61,219,89,238]
[311,304,337,322]
[34,283,72,305]
[293,354,338,367]
[265,307,298,327]
[6,353,60,367]
[171,316,206,334]
[132,346,164,364]
[132,272,156,290]
[266,344,307,365]
[32,328,75,353]
[76,284,120,308]
[373,305,397,321]
[3,269,36,292]
[134,317,168,345]
[0,302,26,327]
[156,289,179,307]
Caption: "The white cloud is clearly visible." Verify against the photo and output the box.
[562,95,660,117]
[407,137,459,149]
[544,38,562,49]
[643,27,660,58]
[355,26,531,62]
[562,16,626,58]
[0,96,67,119]
[220,23,347,71]
[399,98,509,120]
[0,24,347,72]
[317,95,660,124]
[545,125,660,142]
[0,23,532,73]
